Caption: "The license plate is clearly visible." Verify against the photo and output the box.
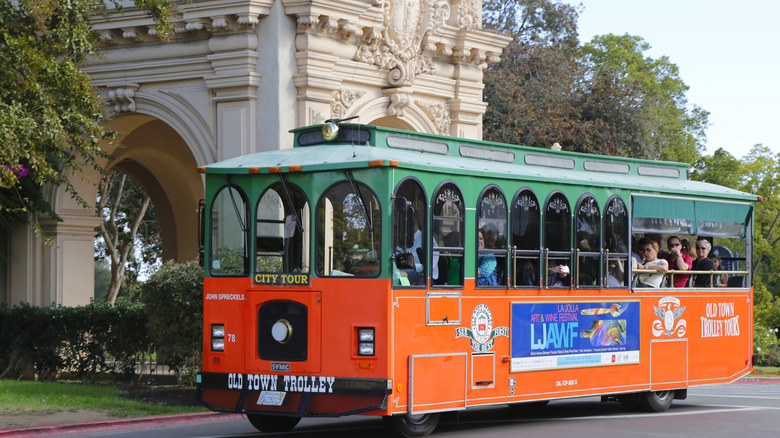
[257,391,286,406]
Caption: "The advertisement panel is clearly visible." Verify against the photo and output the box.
[511,301,640,372]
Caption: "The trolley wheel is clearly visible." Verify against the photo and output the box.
[621,391,674,412]
[246,414,301,433]
[383,412,440,437]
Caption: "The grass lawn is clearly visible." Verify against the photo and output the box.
[0,380,206,418]
[753,366,780,376]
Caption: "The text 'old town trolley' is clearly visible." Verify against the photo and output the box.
[196,121,756,436]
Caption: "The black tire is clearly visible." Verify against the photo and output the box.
[246,414,301,433]
[384,412,440,437]
[636,390,674,412]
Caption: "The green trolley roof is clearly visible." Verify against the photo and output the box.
[203,123,757,203]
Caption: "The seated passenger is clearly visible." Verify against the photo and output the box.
[547,262,570,287]
[477,230,498,286]
[708,253,729,288]
[692,239,716,287]
[665,235,692,287]
[635,239,668,288]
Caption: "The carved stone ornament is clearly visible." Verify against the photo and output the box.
[356,0,450,87]
[415,100,451,135]
[457,0,482,29]
[331,89,366,119]
[388,92,411,117]
[105,85,140,114]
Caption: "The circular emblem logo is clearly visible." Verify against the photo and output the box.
[471,304,493,344]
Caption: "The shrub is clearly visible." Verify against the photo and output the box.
[140,260,203,385]
[0,301,151,381]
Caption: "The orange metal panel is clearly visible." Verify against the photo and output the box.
[409,353,467,414]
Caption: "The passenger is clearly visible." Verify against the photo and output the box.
[547,262,570,287]
[476,229,498,286]
[635,238,668,288]
[607,260,625,287]
[665,235,692,287]
[708,253,729,288]
[647,233,669,260]
[631,236,642,264]
[692,239,716,287]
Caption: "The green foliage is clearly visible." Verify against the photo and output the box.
[754,323,780,367]
[0,0,173,236]
[0,301,151,381]
[483,0,598,150]
[140,260,203,385]
[582,34,709,162]
[482,2,708,164]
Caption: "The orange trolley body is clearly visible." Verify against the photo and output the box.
[197,123,756,436]
[199,278,752,416]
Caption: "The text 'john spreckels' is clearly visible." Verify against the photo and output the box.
[228,373,336,393]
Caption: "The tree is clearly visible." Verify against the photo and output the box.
[580,34,709,162]
[0,0,173,239]
[482,0,605,150]
[95,171,161,303]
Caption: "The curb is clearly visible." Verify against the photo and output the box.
[0,411,243,437]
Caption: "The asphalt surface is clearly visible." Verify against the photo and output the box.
[1,377,777,437]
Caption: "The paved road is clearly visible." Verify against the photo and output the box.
[79,383,780,437]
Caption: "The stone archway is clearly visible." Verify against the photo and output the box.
[105,117,203,264]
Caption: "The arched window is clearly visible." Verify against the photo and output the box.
[432,182,464,287]
[575,194,601,288]
[543,192,571,288]
[511,189,541,287]
[392,178,427,287]
[210,184,248,276]
[256,182,310,278]
[604,196,629,287]
[315,180,381,277]
[477,185,507,288]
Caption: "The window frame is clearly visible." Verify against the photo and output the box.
[392,176,428,288]
[315,180,383,278]
[209,182,250,277]
[476,184,508,289]
[574,193,601,289]
[510,187,542,289]
[431,180,465,288]
[542,190,572,289]
[254,181,311,281]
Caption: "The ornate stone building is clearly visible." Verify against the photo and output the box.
[1,0,509,306]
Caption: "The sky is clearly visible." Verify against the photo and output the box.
[564,0,780,159]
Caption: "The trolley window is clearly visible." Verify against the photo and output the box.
[255,182,310,284]
[392,178,427,287]
[477,186,507,288]
[316,180,381,277]
[511,189,541,287]
[209,183,248,276]
[432,182,464,287]
[604,196,629,287]
[575,194,600,288]
[544,191,571,288]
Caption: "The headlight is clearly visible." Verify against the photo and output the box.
[358,328,375,342]
[211,324,225,351]
[358,342,375,356]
